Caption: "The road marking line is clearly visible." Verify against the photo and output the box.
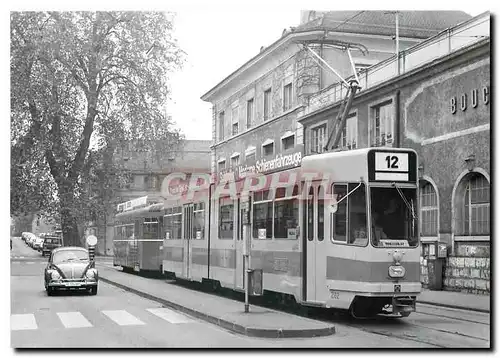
[102,310,145,326]
[57,312,93,328]
[11,314,38,331]
[146,308,194,324]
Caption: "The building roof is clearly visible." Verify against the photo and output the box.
[297,11,473,39]
[201,10,473,102]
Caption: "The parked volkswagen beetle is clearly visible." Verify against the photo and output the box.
[44,247,98,296]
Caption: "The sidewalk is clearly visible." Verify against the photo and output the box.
[97,265,335,338]
[418,288,490,313]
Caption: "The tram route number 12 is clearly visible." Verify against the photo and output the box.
[385,155,399,169]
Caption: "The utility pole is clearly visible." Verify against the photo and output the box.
[395,11,400,74]
[386,11,401,74]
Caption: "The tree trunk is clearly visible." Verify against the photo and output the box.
[58,185,81,247]
[60,206,80,247]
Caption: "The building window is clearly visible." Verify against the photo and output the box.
[283,83,293,111]
[371,100,393,147]
[231,155,240,168]
[457,174,490,236]
[262,141,274,157]
[247,98,254,129]
[282,134,295,151]
[219,198,234,239]
[218,160,226,172]
[245,148,256,162]
[311,124,326,154]
[232,122,238,136]
[263,88,272,121]
[145,175,158,190]
[232,106,238,125]
[219,111,225,141]
[340,114,358,150]
[164,207,182,240]
[420,182,438,237]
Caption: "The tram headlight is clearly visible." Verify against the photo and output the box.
[388,265,406,278]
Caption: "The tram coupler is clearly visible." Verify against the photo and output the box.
[391,296,416,316]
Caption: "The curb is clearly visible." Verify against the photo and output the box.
[99,276,336,338]
[418,300,490,314]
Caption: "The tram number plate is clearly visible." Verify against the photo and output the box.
[330,290,340,299]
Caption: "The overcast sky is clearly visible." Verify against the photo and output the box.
[2,1,491,145]
[164,2,489,141]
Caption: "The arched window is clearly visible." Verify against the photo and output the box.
[420,181,438,237]
[455,172,490,237]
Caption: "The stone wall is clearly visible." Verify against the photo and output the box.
[443,243,490,294]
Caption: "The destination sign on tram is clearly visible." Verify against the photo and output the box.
[368,149,417,183]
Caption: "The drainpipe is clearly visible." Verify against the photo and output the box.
[395,90,401,147]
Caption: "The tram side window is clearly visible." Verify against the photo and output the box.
[274,185,299,239]
[114,226,121,241]
[331,184,348,243]
[164,207,182,240]
[330,183,368,246]
[125,225,134,241]
[219,198,234,239]
[193,202,205,240]
[143,217,159,240]
[253,190,273,239]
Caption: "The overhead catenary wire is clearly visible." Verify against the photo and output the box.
[328,11,366,33]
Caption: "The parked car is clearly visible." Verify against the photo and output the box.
[26,234,36,248]
[44,247,98,296]
[42,236,63,257]
[33,237,44,251]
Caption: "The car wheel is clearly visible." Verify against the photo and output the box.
[89,286,98,296]
[46,287,54,296]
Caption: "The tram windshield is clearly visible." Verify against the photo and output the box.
[370,186,418,248]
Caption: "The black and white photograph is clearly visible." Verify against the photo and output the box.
[7,2,491,350]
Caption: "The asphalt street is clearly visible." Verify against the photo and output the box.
[10,236,490,348]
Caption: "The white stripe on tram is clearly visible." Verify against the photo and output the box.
[57,312,93,328]
[11,314,38,331]
[146,308,193,324]
[102,310,145,326]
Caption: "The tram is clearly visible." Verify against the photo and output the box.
[113,196,164,272]
[114,147,421,317]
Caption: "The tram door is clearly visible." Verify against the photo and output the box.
[303,183,327,303]
[183,204,194,278]
[235,199,244,289]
